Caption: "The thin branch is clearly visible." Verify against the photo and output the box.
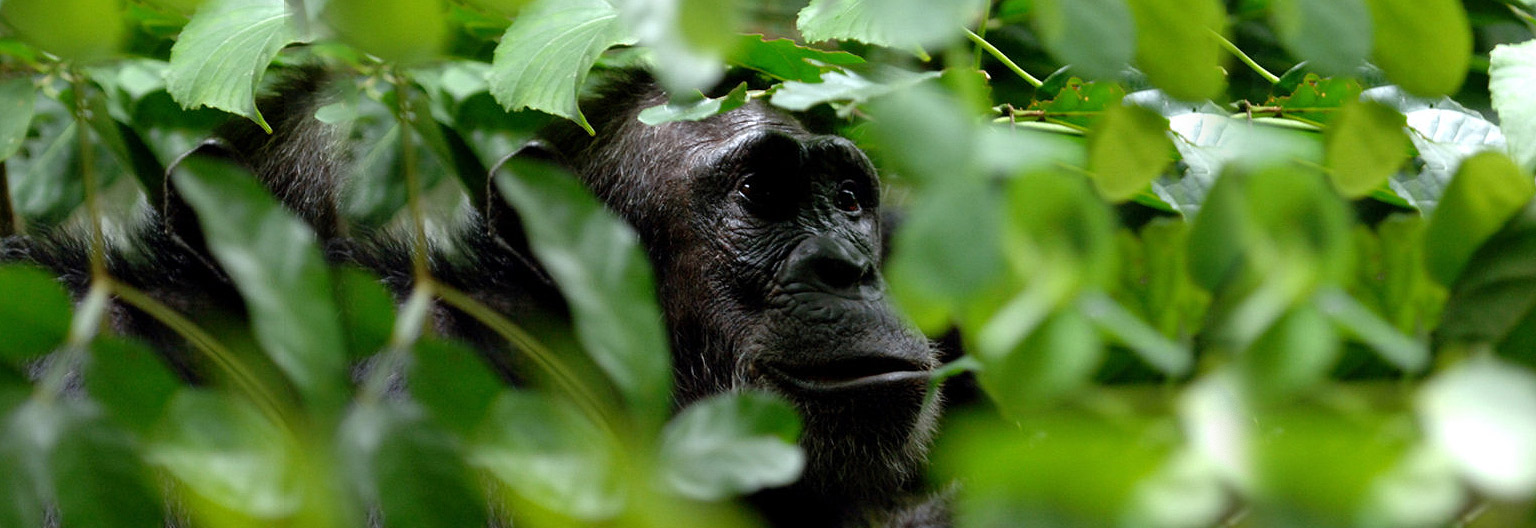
[1210,29,1280,84]
[0,162,14,236]
[965,28,1042,88]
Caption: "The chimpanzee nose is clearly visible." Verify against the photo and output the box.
[781,234,878,296]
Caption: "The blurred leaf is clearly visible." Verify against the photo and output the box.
[1424,151,1534,286]
[976,310,1103,415]
[172,157,348,411]
[0,265,71,366]
[488,0,636,134]
[1124,0,1225,101]
[148,390,300,520]
[1417,356,1536,499]
[637,82,750,125]
[1364,0,1470,97]
[1274,74,1362,125]
[75,94,168,206]
[1008,171,1120,288]
[323,0,448,64]
[1361,445,1465,528]
[1253,411,1411,524]
[339,401,487,528]
[1076,292,1191,376]
[728,35,864,83]
[494,160,672,428]
[861,82,978,187]
[1241,305,1340,401]
[620,0,742,94]
[1244,166,1355,283]
[796,0,982,51]
[1324,100,1410,198]
[1186,170,1249,292]
[1490,40,1536,172]
[1031,0,1135,81]
[1269,0,1372,76]
[1313,288,1427,373]
[657,391,804,501]
[333,267,395,360]
[1388,105,1507,214]
[0,0,126,61]
[887,183,1006,334]
[166,0,301,132]
[471,391,624,520]
[1086,104,1172,202]
[8,98,85,225]
[3,399,163,528]
[87,338,182,435]
[1438,201,1536,362]
[410,340,502,437]
[770,67,941,116]
[0,77,35,162]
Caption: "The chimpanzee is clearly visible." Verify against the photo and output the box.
[8,69,948,527]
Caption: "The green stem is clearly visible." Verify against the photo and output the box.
[0,162,14,236]
[393,72,431,283]
[964,28,1042,88]
[113,281,294,435]
[435,284,620,441]
[1210,29,1279,84]
[69,69,108,282]
[971,8,990,71]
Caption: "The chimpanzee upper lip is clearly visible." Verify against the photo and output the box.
[758,356,930,393]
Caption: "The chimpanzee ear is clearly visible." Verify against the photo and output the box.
[160,138,251,277]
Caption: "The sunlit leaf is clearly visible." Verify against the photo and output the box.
[1418,357,1536,499]
[1387,105,1507,214]
[1364,0,1470,97]
[976,310,1103,415]
[1269,0,1372,76]
[0,0,125,61]
[488,0,636,134]
[1324,100,1410,198]
[1125,0,1225,101]
[171,157,348,411]
[148,390,301,520]
[166,0,301,132]
[1424,151,1535,286]
[637,82,750,125]
[769,67,941,116]
[494,159,672,428]
[0,265,71,366]
[887,183,1006,334]
[471,392,624,520]
[323,0,449,64]
[1490,40,1536,172]
[1253,411,1411,524]
[1241,305,1340,401]
[658,392,804,501]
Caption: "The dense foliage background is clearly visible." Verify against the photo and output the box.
[3,0,1536,526]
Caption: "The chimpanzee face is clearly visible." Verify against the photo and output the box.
[564,99,940,506]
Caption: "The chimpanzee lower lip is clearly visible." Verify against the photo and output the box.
[759,364,930,393]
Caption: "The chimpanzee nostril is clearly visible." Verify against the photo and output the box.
[781,234,877,296]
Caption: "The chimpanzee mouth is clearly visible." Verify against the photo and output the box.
[758,356,930,393]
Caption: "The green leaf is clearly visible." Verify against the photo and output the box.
[493,160,672,428]
[1313,288,1427,373]
[87,338,182,435]
[1086,104,1172,202]
[410,340,502,437]
[488,0,636,134]
[1269,0,1372,76]
[1364,0,1470,97]
[339,402,487,528]
[166,0,301,132]
[1418,357,1536,499]
[171,157,347,411]
[8,98,85,225]
[0,265,72,366]
[1438,201,1536,360]
[322,0,449,64]
[148,390,300,520]
[1254,410,1411,524]
[1125,0,1225,101]
[1324,100,1410,198]
[1490,40,1536,172]
[470,391,624,520]
[333,267,395,360]
[887,183,1006,333]
[728,35,865,82]
[1424,151,1535,286]
[657,392,804,501]
[637,82,750,125]
[620,0,741,93]
[860,82,979,187]
[0,0,126,61]
[769,67,941,116]
[2,399,163,528]
[1031,0,1135,81]
[1388,105,1507,214]
[976,310,1103,415]
[1242,305,1340,401]
[0,77,35,162]
[1076,292,1191,376]
[796,0,983,51]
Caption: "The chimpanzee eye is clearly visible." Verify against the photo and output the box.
[834,181,862,213]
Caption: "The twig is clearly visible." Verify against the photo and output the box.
[965,28,1042,88]
[1210,29,1279,84]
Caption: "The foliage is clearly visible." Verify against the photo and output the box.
[1,0,1536,526]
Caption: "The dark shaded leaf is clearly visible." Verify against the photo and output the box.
[0,265,71,366]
